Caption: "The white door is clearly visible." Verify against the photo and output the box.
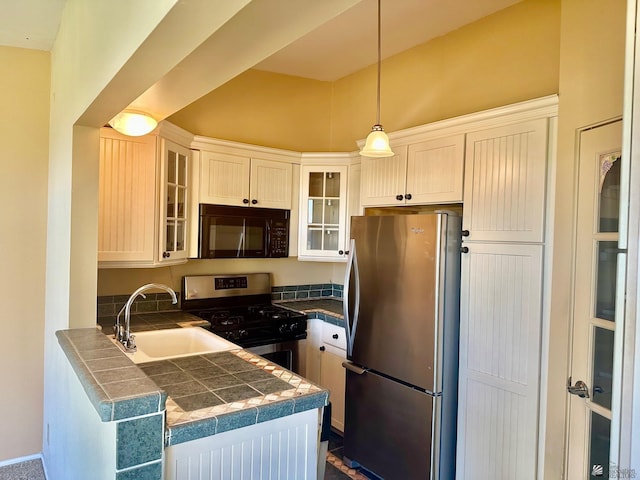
[567,120,624,479]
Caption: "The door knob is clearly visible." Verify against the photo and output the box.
[567,378,590,398]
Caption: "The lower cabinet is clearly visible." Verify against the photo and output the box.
[319,322,347,432]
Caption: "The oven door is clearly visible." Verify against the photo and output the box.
[200,212,267,258]
[248,340,302,374]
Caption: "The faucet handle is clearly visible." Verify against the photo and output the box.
[125,334,137,351]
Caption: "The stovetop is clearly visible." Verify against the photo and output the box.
[181,273,307,347]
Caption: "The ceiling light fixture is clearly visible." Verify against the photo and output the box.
[360,0,394,158]
[108,111,158,137]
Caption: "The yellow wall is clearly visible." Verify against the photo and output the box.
[545,0,626,477]
[97,259,336,296]
[166,0,561,152]
[168,69,333,152]
[330,0,561,150]
[0,46,50,461]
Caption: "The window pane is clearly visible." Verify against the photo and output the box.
[592,327,614,410]
[324,228,339,251]
[595,241,617,321]
[166,221,175,251]
[599,153,620,233]
[308,199,324,225]
[166,186,176,218]
[167,151,176,183]
[325,172,341,197]
[177,153,187,186]
[176,221,185,251]
[177,186,186,218]
[307,229,322,250]
[308,172,324,197]
[589,412,610,479]
[324,199,340,225]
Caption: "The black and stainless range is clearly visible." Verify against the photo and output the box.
[181,273,306,373]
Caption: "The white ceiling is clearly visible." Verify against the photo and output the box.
[0,0,521,80]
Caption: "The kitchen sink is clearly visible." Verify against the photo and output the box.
[112,327,239,364]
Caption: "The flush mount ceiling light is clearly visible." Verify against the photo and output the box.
[108,111,158,137]
[360,0,394,158]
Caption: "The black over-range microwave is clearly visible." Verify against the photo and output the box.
[198,204,290,259]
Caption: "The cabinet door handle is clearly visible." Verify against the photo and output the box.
[405,193,412,200]
[462,230,470,237]
[396,194,404,201]
[319,346,326,352]
[242,198,249,204]
[251,199,258,205]
[332,333,339,339]
[461,246,469,254]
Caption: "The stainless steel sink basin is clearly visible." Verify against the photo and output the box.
[112,327,239,364]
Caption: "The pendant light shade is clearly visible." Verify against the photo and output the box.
[361,124,394,157]
[360,0,394,158]
[108,111,158,137]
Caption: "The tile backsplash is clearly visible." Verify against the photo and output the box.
[97,284,343,317]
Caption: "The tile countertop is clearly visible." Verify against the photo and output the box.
[278,298,345,326]
[56,320,328,447]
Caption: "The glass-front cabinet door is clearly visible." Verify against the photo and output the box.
[159,139,190,264]
[299,165,348,261]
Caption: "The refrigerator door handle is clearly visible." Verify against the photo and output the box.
[342,360,367,375]
[343,239,360,357]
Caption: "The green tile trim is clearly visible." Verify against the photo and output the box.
[116,414,163,470]
[115,461,162,480]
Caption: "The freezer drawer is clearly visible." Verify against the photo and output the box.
[343,368,438,480]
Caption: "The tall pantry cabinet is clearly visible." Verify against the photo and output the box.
[456,106,556,480]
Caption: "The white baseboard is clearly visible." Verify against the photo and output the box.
[0,452,44,471]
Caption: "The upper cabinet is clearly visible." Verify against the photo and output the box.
[298,154,360,262]
[462,118,548,243]
[360,134,465,207]
[98,123,194,268]
[199,151,292,210]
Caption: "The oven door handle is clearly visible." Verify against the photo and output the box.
[343,239,359,357]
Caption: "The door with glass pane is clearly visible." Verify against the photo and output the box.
[567,121,623,479]
[159,139,190,264]
[298,165,348,260]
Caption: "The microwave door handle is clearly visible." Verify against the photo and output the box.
[266,221,271,255]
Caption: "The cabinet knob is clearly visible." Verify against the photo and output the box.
[345,250,349,255]
[319,346,326,352]
[332,333,339,339]
[338,250,344,255]
[163,252,171,258]
[396,194,404,201]
[405,193,412,200]
[462,230,470,237]
[242,198,249,204]
[251,199,258,205]
[461,246,469,254]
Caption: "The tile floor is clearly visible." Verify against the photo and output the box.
[0,458,46,480]
[324,431,382,480]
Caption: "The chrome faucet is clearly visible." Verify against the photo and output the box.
[114,283,178,352]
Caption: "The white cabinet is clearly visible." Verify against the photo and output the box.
[360,133,465,207]
[298,153,360,261]
[199,151,292,209]
[298,164,348,261]
[319,323,347,432]
[462,118,548,243]
[98,124,193,268]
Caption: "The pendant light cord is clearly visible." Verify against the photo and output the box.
[376,0,382,125]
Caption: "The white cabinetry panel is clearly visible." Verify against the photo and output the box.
[164,409,318,480]
[200,152,250,206]
[360,147,407,206]
[98,130,157,263]
[463,119,548,243]
[457,243,543,480]
[406,134,464,204]
[250,158,292,209]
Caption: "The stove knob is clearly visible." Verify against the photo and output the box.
[278,324,290,334]
[288,322,299,332]
[223,331,235,340]
[238,329,249,338]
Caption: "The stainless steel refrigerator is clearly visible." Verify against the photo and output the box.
[342,212,461,480]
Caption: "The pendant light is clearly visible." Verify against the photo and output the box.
[360,0,394,158]
[108,110,158,137]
